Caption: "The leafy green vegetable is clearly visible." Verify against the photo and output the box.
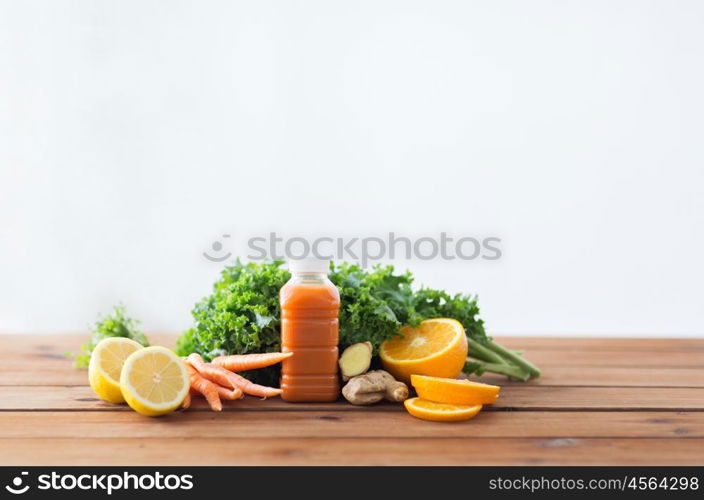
[70,305,149,368]
[175,261,288,385]
[330,262,488,349]
[330,262,539,379]
[176,260,540,384]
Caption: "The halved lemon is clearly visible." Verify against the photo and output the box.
[88,337,144,403]
[379,318,468,384]
[119,346,189,417]
[411,374,500,405]
[404,397,482,422]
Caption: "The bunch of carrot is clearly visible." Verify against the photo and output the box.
[182,351,292,412]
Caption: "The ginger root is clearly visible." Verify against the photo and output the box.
[342,370,409,405]
[338,341,373,381]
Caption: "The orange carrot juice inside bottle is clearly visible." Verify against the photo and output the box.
[280,259,340,402]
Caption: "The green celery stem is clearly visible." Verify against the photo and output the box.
[485,339,541,378]
[463,359,530,381]
[466,337,509,365]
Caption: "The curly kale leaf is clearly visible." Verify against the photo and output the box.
[70,305,149,368]
[175,260,289,385]
[177,260,289,360]
[330,262,488,350]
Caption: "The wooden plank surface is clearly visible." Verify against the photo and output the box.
[0,334,702,465]
[0,437,701,466]
[4,334,700,352]
[496,337,704,352]
[3,365,702,388]
[0,411,701,438]
[1,385,703,411]
[2,334,703,387]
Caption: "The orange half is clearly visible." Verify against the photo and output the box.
[379,318,468,384]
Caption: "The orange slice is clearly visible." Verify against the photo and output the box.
[404,397,482,422]
[411,374,500,405]
[379,318,468,384]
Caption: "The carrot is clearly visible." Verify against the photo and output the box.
[185,362,222,412]
[212,352,293,372]
[187,353,240,389]
[188,353,282,398]
[181,391,191,410]
[216,385,244,401]
[222,370,283,398]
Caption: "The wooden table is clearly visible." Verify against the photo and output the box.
[0,335,702,465]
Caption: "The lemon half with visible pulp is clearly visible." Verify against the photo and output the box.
[119,346,189,417]
[88,337,144,403]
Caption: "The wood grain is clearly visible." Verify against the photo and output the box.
[496,337,704,352]
[3,365,701,388]
[0,437,701,466]
[477,367,704,387]
[2,334,703,386]
[503,350,704,367]
[1,385,702,411]
[1,335,702,465]
[3,334,701,353]
[0,411,701,439]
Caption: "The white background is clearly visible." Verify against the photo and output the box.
[1,1,703,337]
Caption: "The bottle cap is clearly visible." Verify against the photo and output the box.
[287,257,330,274]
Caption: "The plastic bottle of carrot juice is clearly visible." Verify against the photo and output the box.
[280,259,340,402]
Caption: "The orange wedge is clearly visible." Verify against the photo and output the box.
[379,318,468,384]
[404,397,482,422]
[411,374,500,405]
